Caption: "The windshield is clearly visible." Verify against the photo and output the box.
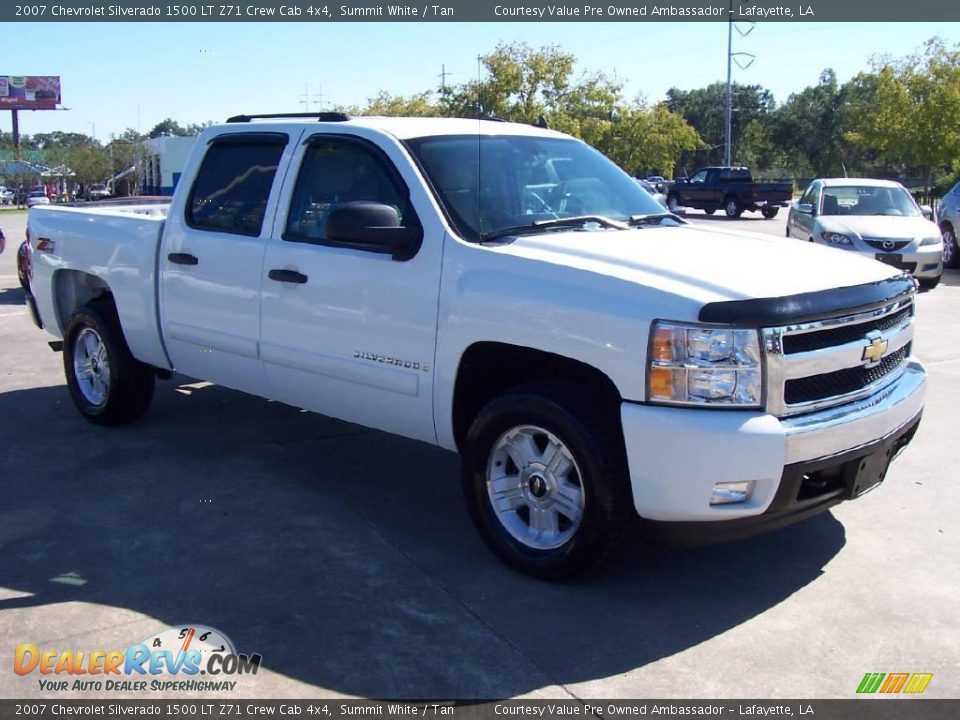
[820,185,921,217]
[405,134,666,241]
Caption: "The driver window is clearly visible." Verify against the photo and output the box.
[285,138,411,243]
[690,171,707,184]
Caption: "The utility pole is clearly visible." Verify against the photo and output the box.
[724,1,733,167]
[300,84,324,111]
[724,2,756,167]
[438,64,452,94]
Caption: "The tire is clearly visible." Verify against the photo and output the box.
[63,303,155,426]
[919,276,941,291]
[724,196,742,218]
[942,223,958,269]
[461,383,630,580]
[704,208,716,215]
[761,206,779,219]
[666,194,682,213]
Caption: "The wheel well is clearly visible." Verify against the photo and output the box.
[941,219,954,235]
[53,270,114,333]
[451,342,622,451]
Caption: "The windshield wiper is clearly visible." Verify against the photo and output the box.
[481,215,629,242]
[628,212,685,226]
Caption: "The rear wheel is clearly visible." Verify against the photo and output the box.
[761,206,779,219]
[461,384,629,580]
[63,304,155,425]
[941,224,958,269]
[724,196,742,218]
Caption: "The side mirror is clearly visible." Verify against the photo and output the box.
[920,204,933,220]
[324,202,422,261]
[797,203,814,215]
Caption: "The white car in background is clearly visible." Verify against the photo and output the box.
[787,178,943,289]
[26,190,51,208]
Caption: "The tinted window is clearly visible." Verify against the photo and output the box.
[187,136,286,236]
[406,134,665,241]
[285,138,413,243]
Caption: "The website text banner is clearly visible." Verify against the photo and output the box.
[3,0,959,23]
[0,700,958,720]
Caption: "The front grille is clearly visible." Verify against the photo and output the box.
[764,293,915,416]
[784,343,910,405]
[782,305,912,354]
[865,239,911,251]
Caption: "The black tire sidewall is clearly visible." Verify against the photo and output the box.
[461,389,625,580]
[63,306,153,425]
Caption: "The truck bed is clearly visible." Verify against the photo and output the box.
[28,202,172,370]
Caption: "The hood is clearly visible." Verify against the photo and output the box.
[492,223,900,308]
[818,214,940,240]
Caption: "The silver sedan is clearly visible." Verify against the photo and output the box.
[787,178,943,289]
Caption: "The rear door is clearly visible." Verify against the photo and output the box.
[258,130,444,443]
[159,130,296,394]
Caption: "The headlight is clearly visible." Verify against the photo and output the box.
[648,322,763,408]
[820,231,853,246]
[919,236,942,246]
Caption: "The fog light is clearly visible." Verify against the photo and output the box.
[710,481,755,506]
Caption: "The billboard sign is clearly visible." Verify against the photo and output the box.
[0,76,61,109]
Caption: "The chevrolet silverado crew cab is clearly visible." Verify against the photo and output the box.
[25,113,925,579]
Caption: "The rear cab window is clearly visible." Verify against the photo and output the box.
[186,133,288,236]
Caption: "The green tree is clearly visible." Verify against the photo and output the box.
[67,145,112,193]
[847,38,960,189]
[361,90,440,117]
[666,81,775,170]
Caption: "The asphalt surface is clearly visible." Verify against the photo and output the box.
[1,208,958,700]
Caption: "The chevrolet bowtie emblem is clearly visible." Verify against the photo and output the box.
[862,335,889,366]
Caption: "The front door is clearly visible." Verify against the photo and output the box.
[259,132,444,443]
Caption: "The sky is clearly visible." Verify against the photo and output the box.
[1,20,955,141]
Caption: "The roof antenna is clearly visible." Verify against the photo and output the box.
[477,53,483,239]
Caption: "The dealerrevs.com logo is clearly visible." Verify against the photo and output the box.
[856,672,933,694]
[14,625,262,693]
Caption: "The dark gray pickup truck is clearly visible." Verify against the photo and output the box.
[666,166,792,219]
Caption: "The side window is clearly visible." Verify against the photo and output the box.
[800,184,817,207]
[187,135,287,236]
[690,170,707,184]
[285,137,417,244]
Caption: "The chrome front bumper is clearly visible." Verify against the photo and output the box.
[782,360,926,465]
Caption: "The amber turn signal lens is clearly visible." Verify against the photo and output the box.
[651,327,675,363]
[649,367,676,399]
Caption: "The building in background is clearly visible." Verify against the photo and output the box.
[141,136,196,196]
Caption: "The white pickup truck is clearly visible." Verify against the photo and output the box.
[25,114,926,578]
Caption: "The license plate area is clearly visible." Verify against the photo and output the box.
[843,445,896,498]
[875,252,905,268]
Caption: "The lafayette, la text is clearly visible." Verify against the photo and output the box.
[493,5,814,18]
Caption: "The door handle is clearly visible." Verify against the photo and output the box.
[268,269,308,284]
[168,253,199,265]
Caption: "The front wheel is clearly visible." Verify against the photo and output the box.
[461,385,629,580]
[724,197,742,218]
[918,276,941,291]
[703,208,716,216]
[64,304,155,425]
[942,224,958,269]
[667,194,682,213]
[761,206,779,219]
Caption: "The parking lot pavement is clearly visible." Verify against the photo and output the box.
[2,210,958,700]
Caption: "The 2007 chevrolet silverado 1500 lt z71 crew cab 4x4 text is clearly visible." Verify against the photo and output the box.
[25,113,925,578]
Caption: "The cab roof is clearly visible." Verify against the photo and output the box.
[214,114,568,141]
